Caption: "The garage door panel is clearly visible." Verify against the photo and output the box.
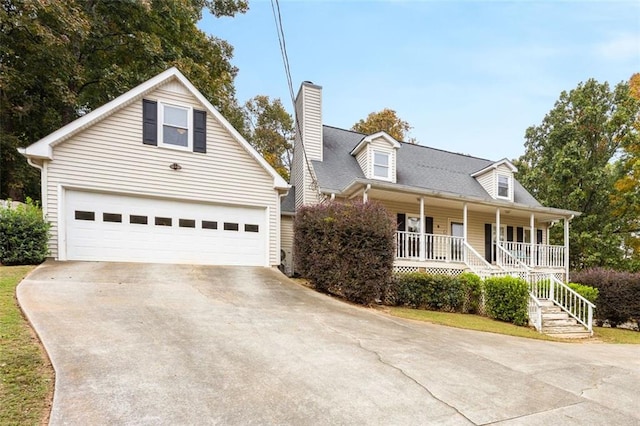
[65,190,266,266]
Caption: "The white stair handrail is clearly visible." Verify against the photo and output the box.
[462,242,494,278]
[548,274,595,335]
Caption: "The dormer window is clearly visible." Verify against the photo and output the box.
[373,151,390,180]
[497,174,510,198]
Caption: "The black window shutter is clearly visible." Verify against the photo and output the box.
[536,229,543,244]
[425,217,434,234]
[396,213,406,231]
[516,227,524,243]
[425,217,434,258]
[193,109,206,153]
[506,226,514,242]
[484,224,492,263]
[142,100,157,145]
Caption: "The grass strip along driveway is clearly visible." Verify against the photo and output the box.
[0,265,53,425]
[390,307,640,344]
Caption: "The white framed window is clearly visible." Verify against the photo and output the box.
[159,103,192,150]
[373,150,391,180]
[497,174,510,199]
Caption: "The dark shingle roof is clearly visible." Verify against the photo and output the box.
[312,126,541,207]
[281,186,296,214]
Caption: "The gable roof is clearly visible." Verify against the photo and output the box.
[350,131,401,155]
[19,67,289,190]
[313,125,541,206]
[471,158,518,177]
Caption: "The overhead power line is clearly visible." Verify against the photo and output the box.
[270,0,319,193]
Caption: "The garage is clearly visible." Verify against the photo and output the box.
[64,190,267,266]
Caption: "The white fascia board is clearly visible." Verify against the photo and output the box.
[332,179,581,219]
[349,131,401,156]
[471,158,518,177]
[18,67,289,190]
[20,67,182,160]
[168,71,289,190]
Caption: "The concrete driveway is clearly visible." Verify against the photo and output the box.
[18,261,640,425]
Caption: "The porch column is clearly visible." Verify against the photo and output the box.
[419,197,425,261]
[463,203,468,240]
[564,217,570,282]
[495,208,501,265]
[530,213,535,268]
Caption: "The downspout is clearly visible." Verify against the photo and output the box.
[26,158,47,217]
[363,183,371,203]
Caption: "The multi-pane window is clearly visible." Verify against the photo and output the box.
[373,151,390,179]
[161,104,190,148]
[497,175,510,198]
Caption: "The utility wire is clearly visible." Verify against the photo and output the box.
[270,0,320,194]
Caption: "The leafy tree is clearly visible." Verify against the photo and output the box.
[515,79,640,270]
[0,0,248,201]
[352,108,414,142]
[611,73,640,270]
[243,95,294,180]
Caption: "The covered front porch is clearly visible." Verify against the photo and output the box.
[341,183,576,280]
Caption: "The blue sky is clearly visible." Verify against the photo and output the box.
[200,1,639,161]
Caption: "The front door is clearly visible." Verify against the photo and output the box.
[451,222,463,261]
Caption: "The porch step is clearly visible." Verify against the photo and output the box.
[539,303,590,339]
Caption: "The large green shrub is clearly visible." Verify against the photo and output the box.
[294,201,395,305]
[458,272,483,314]
[0,200,50,265]
[571,268,640,328]
[484,276,529,326]
[395,273,466,312]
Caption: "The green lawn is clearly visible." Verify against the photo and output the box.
[0,265,53,425]
[389,307,640,344]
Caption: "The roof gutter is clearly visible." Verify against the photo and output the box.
[321,179,581,219]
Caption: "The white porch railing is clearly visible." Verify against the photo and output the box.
[396,232,465,263]
[502,242,565,269]
[535,244,565,268]
[528,294,543,332]
[463,242,494,278]
[496,243,530,280]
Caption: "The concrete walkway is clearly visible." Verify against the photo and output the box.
[18,261,640,425]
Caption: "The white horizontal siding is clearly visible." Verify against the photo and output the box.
[356,149,369,178]
[46,84,280,265]
[475,171,495,198]
[370,137,397,183]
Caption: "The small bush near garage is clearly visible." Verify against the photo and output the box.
[395,273,467,312]
[571,268,640,328]
[294,201,395,305]
[0,200,50,265]
[483,276,529,326]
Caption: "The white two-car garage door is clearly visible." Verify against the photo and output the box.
[65,190,267,266]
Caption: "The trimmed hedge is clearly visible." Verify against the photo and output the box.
[395,273,463,312]
[571,268,640,328]
[294,201,395,305]
[0,200,50,265]
[394,272,483,314]
[483,276,529,326]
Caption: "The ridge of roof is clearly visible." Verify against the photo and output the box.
[322,124,495,163]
